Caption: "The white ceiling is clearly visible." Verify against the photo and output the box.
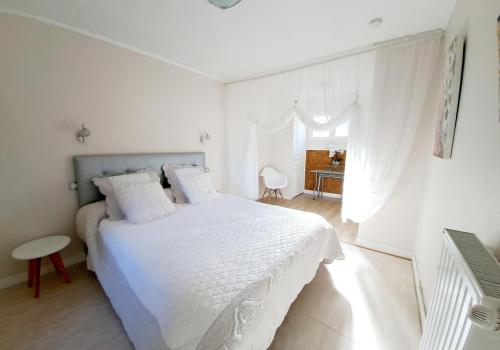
[0,0,455,82]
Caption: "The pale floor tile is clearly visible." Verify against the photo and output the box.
[269,244,421,350]
[0,244,420,350]
[0,195,420,350]
[0,264,133,350]
[271,317,360,350]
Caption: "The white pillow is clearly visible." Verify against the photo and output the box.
[92,171,160,221]
[162,164,202,204]
[76,200,106,243]
[113,182,176,224]
[176,172,220,205]
[75,200,107,271]
[92,177,124,221]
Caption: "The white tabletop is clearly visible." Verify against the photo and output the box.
[12,235,71,260]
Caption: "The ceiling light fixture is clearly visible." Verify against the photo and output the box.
[369,17,383,28]
[207,0,243,9]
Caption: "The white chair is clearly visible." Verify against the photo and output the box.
[260,166,288,200]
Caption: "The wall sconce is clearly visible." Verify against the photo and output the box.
[77,123,91,143]
[200,131,211,144]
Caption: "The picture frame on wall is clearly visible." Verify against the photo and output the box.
[433,36,466,159]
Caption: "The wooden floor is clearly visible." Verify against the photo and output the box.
[259,193,359,244]
[0,195,421,350]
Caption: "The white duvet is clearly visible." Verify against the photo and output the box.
[79,194,343,350]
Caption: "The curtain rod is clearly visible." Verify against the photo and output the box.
[229,29,444,84]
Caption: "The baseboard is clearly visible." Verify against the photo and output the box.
[355,238,413,259]
[412,255,427,332]
[303,190,342,199]
[0,253,86,289]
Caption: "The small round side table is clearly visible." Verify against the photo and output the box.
[12,235,72,298]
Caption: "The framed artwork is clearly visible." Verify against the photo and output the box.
[433,36,466,159]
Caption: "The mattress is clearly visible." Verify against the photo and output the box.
[77,194,343,350]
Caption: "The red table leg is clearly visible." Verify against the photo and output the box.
[49,252,71,283]
[28,259,35,287]
[33,258,41,298]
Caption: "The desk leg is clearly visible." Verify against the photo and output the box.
[313,173,319,199]
[320,175,324,198]
[312,173,315,199]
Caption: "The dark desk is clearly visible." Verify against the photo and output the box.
[310,169,344,199]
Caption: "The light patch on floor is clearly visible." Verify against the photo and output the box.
[0,194,420,349]
[270,243,421,350]
[0,243,420,350]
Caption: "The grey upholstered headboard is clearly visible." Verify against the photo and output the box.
[73,152,206,207]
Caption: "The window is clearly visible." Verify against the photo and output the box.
[310,116,349,139]
[311,115,330,138]
[335,122,349,138]
[312,130,330,138]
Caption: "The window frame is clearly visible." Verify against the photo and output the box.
[333,122,349,139]
[311,129,331,138]
[309,121,349,140]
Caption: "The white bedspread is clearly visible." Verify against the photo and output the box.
[84,195,343,350]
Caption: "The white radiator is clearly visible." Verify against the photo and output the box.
[419,229,500,350]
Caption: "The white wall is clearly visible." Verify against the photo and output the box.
[414,0,500,309]
[0,14,226,281]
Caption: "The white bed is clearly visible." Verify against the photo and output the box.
[77,194,343,350]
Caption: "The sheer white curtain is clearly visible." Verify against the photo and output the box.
[341,33,443,222]
[227,32,442,216]
[226,85,262,199]
[226,53,371,199]
[294,54,372,131]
